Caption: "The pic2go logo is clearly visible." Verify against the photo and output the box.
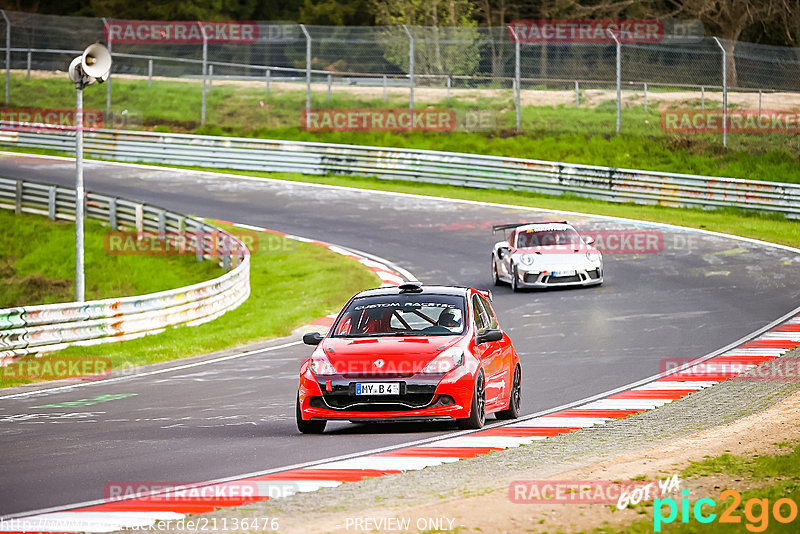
[654,489,799,532]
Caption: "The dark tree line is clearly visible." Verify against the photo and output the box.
[2,0,798,47]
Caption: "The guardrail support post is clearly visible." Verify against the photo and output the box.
[1,10,9,104]
[157,209,166,239]
[147,59,152,86]
[713,37,727,147]
[195,224,204,262]
[48,185,56,219]
[134,203,143,238]
[300,24,311,129]
[14,180,21,214]
[109,197,117,230]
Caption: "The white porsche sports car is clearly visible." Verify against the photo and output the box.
[491,221,603,291]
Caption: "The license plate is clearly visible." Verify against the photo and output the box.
[552,269,577,277]
[355,382,400,395]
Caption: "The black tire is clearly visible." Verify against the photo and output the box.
[296,395,326,434]
[457,371,486,430]
[492,257,502,286]
[511,265,520,292]
[495,365,521,420]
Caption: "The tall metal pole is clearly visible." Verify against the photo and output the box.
[402,25,414,116]
[300,24,311,129]
[199,22,207,125]
[611,30,621,134]
[102,18,111,118]
[75,83,85,302]
[512,26,521,132]
[1,10,9,104]
[713,37,727,147]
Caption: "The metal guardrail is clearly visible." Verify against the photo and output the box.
[0,176,250,359]
[1,128,799,217]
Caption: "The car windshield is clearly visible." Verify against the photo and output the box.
[331,293,467,337]
[516,227,581,248]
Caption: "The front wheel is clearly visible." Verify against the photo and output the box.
[296,395,326,434]
[511,265,520,292]
[457,371,486,430]
[495,365,521,420]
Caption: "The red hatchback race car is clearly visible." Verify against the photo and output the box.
[296,282,522,433]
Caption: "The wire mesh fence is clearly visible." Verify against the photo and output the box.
[1,9,800,149]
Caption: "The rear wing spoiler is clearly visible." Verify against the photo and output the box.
[492,221,568,233]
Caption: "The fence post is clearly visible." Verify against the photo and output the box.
[199,22,208,126]
[265,68,270,94]
[643,82,647,112]
[208,64,213,91]
[575,80,579,108]
[382,74,387,102]
[26,49,30,80]
[713,37,727,147]
[102,18,112,118]
[446,75,451,100]
[402,25,414,118]
[148,58,153,86]
[611,30,621,134]
[758,89,762,115]
[701,86,705,111]
[300,24,311,129]
[48,186,56,219]
[507,25,521,133]
[327,73,332,102]
[1,10,9,104]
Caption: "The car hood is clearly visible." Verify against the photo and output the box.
[320,335,462,375]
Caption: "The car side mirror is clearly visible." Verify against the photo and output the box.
[584,236,595,246]
[477,329,503,345]
[303,332,323,345]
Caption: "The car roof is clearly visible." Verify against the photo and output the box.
[353,284,471,298]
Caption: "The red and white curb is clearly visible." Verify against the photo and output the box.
[6,310,799,532]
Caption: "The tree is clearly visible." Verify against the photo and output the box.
[368,0,482,77]
[668,0,800,86]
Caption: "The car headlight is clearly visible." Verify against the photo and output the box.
[586,251,602,264]
[422,347,464,374]
[519,254,535,266]
[309,349,337,376]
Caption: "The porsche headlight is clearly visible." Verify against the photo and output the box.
[519,254,535,266]
[586,251,602,264]
[422,347,464,374]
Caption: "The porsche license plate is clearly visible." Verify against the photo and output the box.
[552,269,577,277]
[355,382,400,395]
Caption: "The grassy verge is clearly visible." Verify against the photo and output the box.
[0,208,220,306]
[0,223,379,388]
[7,73,800,182]
[597,441,800,533]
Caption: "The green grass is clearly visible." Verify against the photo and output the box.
[0,208,220,306]
[7,73,800,183]
[0,222,379,388]
[594,442,800,533]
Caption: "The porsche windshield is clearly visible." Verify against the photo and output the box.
[516,227,582,248]
[331,294,467,337]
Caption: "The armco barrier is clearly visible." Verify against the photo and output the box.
[0,176,250,360]
[1,128,799,217]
